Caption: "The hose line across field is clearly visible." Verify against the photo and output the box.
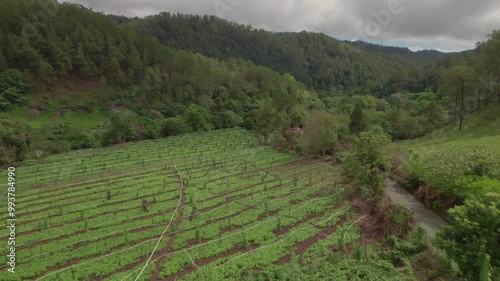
[134,161,184,281]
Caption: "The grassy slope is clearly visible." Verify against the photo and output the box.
[399,104,500,157]
[3,106,107,129]
[2,78,108,129]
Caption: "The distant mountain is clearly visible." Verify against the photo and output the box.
[414,49,448,58]
[351,40,447,58]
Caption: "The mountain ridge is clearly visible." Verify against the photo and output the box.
[125,12,446,92]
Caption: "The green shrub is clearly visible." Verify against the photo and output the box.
[69,131,100,150]
[388,204,415,234]
[34,139,70,155]
[435,195,500,280]
[453,176,500,199]
[389,146,409,172]
[243,116,256,130]
[294,142,304,153]
[102,110,139,145]
[161,117,189,137]
[138,116,161,140]
[184,104,211,132]
[386,227,427,267]
[219,110,243,129]
[0,69,30,110]
[404,153,427,187]
[302,110,338,155]
[269,131,287,149]
[0,117,30,164]
[344,132,391,195]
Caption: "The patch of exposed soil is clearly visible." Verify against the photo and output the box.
[186,238,209,247]
[257,210,279,220]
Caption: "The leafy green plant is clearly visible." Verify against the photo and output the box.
[0,68,30,110]
[387,227,426,256]
[161,117,190,137]
[344,131,391,195]
[435,194,500,280]
[301,110,338,156]
[403,152,426,187]
[184,104,211,132]
[102,110,139,145]
[453,176,500,199]
[0,117,30,164]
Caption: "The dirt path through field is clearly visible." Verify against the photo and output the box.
[385,178,447,238]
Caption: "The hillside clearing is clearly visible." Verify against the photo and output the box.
[399,104,500,157]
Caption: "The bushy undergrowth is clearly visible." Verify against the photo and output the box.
[385,227,427,267]
[435,194,500,280]
[403,145,500,280]
[344,132,391,196]
[405,145,500,200]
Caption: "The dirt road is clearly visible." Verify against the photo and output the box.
[386,178,447,238]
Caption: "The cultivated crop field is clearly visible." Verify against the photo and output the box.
[0,129,357,280]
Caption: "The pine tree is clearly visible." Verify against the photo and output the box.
[0,50,6,72]
[349,103,365,134]
[104,56,126,86]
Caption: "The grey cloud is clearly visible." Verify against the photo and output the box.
[60,0,500,51]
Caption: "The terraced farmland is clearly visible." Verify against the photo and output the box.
[0,128,358,280]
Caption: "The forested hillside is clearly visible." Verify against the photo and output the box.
[0,0,317,164]
[129,13,440,93]
[0,0,499,168]
[352,41,446,58]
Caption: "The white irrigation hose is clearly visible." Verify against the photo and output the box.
[5,168,336,269]
[343,215,367,240]
[37,178,343,280]
[215,206,352,268]
[7,159,326,246]
[119,187,346,281]
[133,161,184,281]
[184,250,199,269]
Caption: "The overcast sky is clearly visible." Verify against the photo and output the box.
[61,0,500,52]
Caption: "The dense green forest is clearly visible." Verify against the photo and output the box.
[129,12,440,93]
[0,0,319,163]
[0,0,498,160]
[0,0,499,279]
[1,0,499,165]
